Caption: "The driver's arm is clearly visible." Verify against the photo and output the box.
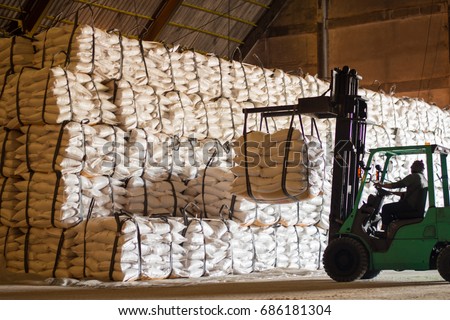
[390,191,405,197]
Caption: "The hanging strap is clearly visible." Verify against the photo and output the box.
[9,36,16,72]
[82,198,95,278]
[109,211,143,281]
[24,171,34,227]
[51,229,66,278]
[0,68,13,100]
[2,226,10,259]
[16,66,40,126]
[138,36,150,85]
[50,171,62,228]
[242,111,257,202]
[201,147,218,218]
[0,128,10,178]
[0,178,8,224]
[24,226,31,273]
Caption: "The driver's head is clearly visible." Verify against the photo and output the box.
[411,160,425,173]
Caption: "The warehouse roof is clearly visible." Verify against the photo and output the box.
[0,0,286,59]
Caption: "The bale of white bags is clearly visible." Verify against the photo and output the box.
[69,214,186,281]
[231,129,324,204]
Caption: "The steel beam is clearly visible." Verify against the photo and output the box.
[238,0,288,60]
[141,0,183,41]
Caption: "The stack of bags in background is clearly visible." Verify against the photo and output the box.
[69,214,187,281]
[0,36,34,91]
[1,22,449,281]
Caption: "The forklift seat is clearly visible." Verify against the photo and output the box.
[386,187,428,237]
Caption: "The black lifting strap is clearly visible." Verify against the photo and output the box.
[0,128,11,178]
[109,211,143,281]
[82,198,95,278]
[52,229,66,278]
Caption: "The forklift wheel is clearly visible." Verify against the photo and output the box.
[361,269,381,280]
[323,237,368,282]
[437,246,450,282]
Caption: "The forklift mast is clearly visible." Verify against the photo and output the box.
[242,66,367,240]
[328,67,367,237]
[296,66,368,238]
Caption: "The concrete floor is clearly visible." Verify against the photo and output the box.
[1,268,449,300]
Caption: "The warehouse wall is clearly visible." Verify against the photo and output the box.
[247,0,450,107]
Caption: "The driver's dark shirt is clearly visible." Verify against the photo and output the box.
[390,172,428,211]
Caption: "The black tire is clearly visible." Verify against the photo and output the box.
[361,269,381,280]
[437,246,450,282]
[323,237,369,282]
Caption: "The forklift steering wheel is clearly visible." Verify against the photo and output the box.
[375,186,392,197]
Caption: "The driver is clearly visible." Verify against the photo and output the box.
[374,160,428,232]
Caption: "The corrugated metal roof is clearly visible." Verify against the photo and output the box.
[0,0,282,59]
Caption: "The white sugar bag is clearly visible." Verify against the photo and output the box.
[13,172,82,228]
[203,219,232,277]
[241,63,270,106]
[91,28,125,80]
[275,225,301,268]
[226,219,255,274]
[82,124,129,179]
[174,217,231,278]
[0,177,21,227]
[194,52,223,101]
[0,128,21,177]
[298,225,326,270]
[125,174,189,216]
[70,215,186,281]
[200,98,241,141]
[127,130,175,180]
[251,226,277,271]
[83,77,118,125]
[278,196,325,227]
[167,48,201,95]
[161,91,212,139]
[138,41,174,94]
[4,226,76,278]
[286,72,309,99]
[127,130,229,181]
[81,175,127,218]
[365,124,392,150]
[304,74,329,97]
[116,36,142,81]
[109,80,159,131]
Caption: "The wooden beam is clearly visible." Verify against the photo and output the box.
[140,0,183,41]
[20,0,55,36]
[238,0,288,60]
[448,0,450,62]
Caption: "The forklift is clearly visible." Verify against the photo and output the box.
[243,66,450,282]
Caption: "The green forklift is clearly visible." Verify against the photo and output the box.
[315,67,450,282]
[324,144,450,282]
[245,66,450,282]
